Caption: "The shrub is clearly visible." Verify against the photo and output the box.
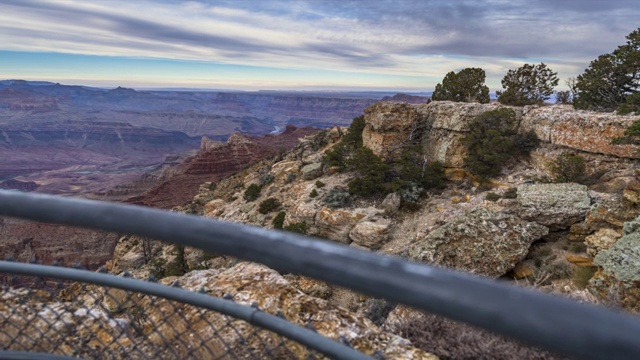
[259,173,274,186]
[347,148,391,197]
[614,119,640,145]
[399,182,423,205]
[272,211,286,229]
[617,93,640,115]
[420,161,447,190]
[569,242,587,253]
[208,182,217,191]
[503,187,518,199]
[309,189,319,198]
[315,180,326,188]
[497,63,559,105]
[572,267,597,289]
[284,221,308,235]
[513,131,540,154]
[364,299,396,327]
[485,192,501,202]
[550,154,586,183]
[324,187,351,209]
[555,90,572,104]
[462,108,518,179]
[285,173,297,184]
[243,184,261,201]
[342,115,366,149]
[396,313,564,360]
[163,245,187,277]
[258,197,281,214]
[322,115,366,170]
[431,67,490,103]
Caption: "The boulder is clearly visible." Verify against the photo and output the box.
[520,105,639,158]
[409,208,548,277]
[381,192,402,214]
[301,162,323,180]
[516,183,590,230]
[590,216,640,313]
[349,219,391,249]
[270,160,302,185]
[585,228,621,256]
[623,179,640,204]
[315,207,369,243]
[203,199,226,216]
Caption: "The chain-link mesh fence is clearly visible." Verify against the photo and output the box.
[0,261,372,360]
[2,190,640,360]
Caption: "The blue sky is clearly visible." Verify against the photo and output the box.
[1,0,639,91]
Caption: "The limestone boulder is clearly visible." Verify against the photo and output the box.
[286,201,318,226]
[301,162,323,180]
[349,219,391,249]
[269,160,301,185]
[569,194,640,242]
[203,198,226,216]
[516,183,590,230]
[409,208,548,277]
[623,179,640,204]
[315,207,370,243]
[590,216,640,313]
[585,228,622,256]
[520,105,639,158]
[381,192,402,214]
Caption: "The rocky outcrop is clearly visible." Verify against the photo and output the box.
[381,93,429,104]
[0,262,437,359]
[349,219,392,249]
[361,101,640,169]
[127,126,318,209]
[362,102,430,159]
[516,183,591,230]
[590,216,640,313]
[409,208,549,277]
[0,218,119,269]
[519,106,639,159]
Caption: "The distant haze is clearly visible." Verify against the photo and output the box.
[1,0,638,91]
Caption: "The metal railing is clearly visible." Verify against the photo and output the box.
[1,190,640,359]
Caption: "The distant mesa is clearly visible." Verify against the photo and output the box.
[0,179,39,192]
[381,93,429,104]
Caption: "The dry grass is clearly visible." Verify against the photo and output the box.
[394,313,571,360]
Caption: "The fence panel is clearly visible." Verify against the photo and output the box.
[1,190,640,359]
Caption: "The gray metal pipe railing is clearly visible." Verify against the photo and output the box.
[1,190,640,359]
[0,261,372,360]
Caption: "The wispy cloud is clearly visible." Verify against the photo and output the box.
[1,0,638,89]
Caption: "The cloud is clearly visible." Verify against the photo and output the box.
[1,0,639,88]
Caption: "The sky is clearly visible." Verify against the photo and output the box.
[1,0,639,91]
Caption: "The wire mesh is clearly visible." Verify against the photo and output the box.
[0,262,368,360]
[2,190,640,360]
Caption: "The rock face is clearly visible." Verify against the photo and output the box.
[590,216,640,313]
[519,106,639,159]
[409,208,548,277]
[361,101,640,170]
[362,102,430,159]
[0,262,437,359]
[127,126,318,209]
[516,183,591,230]
[0,218,119,269]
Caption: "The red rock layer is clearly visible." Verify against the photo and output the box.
[127,125,318,209]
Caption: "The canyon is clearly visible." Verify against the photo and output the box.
[0,80,415,195]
